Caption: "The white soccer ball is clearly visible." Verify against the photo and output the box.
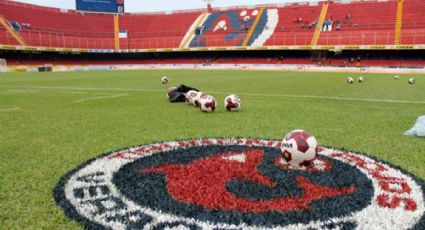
[185,90,198,105]
[193,92,207,107]
[358,76,364,83]
[409,78,416,85]
[224,94,241,111]
[161,76,169,84]
[199,95,216,113]
[347,77,354,84]
[394,75,400,80]
[280,129,318,168]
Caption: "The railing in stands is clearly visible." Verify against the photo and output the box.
[2,29,425,49]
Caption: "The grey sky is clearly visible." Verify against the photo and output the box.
[13,0,304,12]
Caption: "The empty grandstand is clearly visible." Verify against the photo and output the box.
[0,0,424,67]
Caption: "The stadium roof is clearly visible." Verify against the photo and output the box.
[12,0,307,13]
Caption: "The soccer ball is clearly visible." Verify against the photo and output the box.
[185,90,198,105]
[394,75,400,80]
[409,78,416,85]
[347,77,354,84]
[194,92,207,107]
[166,87,176,99]
[358,76,364,83]
[224,94,241,111]
[161,76,169,84]
[280,129,318,167]
[199,95,216,112]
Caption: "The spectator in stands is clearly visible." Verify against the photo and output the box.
[21,23,31,29]
[308,20,318,29]
[8,21,21,31]
[346,14,351,20]
[335,22,341,31]
[322,20,333,31]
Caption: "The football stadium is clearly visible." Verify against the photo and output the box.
[1,0,425,229]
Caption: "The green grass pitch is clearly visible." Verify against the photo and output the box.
[0,69,424,228]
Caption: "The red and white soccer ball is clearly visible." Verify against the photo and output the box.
[409,77,416,85]
[224,94,241,111]
[193,92,207,107]
[280,129,318,168]
[199,95,216,112]
[347,77,354,84]
[185,90,198,105]
[161,76,169,84]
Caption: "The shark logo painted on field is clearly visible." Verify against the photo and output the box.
[141,149,355,212]
[54,138,425,229]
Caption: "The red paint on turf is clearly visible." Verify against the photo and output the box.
[331,151,418,211]
[141,149,355,212]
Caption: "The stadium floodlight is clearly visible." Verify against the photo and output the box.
[202,0,215,5]
[203,0,215,8]
[203,0,214,12]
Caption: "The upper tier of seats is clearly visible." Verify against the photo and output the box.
[0,0,425,50]
[119,12,200,49]
[0,0,115,48]
[0,0,113,36]
[265,2,323,46]
[318,0,398,46]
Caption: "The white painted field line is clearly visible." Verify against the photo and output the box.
[74,94,129,103]
[60,91,113,95]
[0,107,20,112]
[0,85,162,93]
[1,85,425,105]
[60,91,88,94]
[7,89,38,93]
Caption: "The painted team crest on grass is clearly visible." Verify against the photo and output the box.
[54,138,425,230]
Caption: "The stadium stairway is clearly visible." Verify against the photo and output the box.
[394,0,404,45]
[0,15,26,46]
[180,12,210,48]
[310,2,329,46]
[241,8,265,46]
[114,15,120,49]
